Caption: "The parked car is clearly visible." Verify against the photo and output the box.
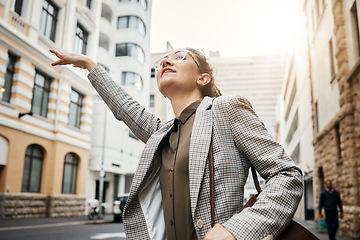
[113,194,129,222]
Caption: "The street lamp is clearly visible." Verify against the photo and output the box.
[98,104,107,218]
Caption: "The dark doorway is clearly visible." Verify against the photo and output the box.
[95,180,109,202]
[304,177,314,220]
[114,174,119,200]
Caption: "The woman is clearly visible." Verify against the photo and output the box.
[50,48,303,240]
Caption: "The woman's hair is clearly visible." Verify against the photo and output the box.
[186,48,222,98]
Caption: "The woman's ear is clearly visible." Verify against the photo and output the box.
[197,73,211,87]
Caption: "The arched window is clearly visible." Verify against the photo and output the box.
[0,136,9,166]
[21,144,44,192]
[115,43,145,63]
[62,153,79,194]
[117,15,146,36]
[121,72,143,90]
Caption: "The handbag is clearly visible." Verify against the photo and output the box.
[208,140,319,240]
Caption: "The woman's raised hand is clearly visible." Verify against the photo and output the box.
[50,49,97,72]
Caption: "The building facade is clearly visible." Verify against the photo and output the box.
[149,41,174,123]
[209,52,288,201]
[86,0,152,214]
[209,53,288,138]
[280,0,360,238]
[309,0,360,238]
[276,3,316,221]
[0,0,101,217]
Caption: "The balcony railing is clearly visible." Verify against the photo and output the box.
[10,12,29,36]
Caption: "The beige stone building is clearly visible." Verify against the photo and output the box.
[298,0,360,238]
[0,0,101,217]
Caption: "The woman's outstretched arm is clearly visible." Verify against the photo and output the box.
[50,49,163,143]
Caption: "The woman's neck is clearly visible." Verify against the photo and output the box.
[170,94,203,118]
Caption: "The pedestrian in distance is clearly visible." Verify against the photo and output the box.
[319,180,343,240]
[50,48,303,240]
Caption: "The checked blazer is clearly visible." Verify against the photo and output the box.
[88,66,303,240]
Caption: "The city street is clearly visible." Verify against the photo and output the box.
[0,215,353,240]
[0,215,126,240]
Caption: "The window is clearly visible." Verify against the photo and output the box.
[31,71,51,117]
[122,72,143,90]
[315,101,319,133]
[74,24,88,55]
[21,145,44,192]
[0,136,9,166]
[115,43,145,63]
[290,144,300,164]
[286,110,298,144]
[62,153,79,194]
[14,0,23,15]
[125,174,134,193]
[39,0,58,42]
[68,89,83,128]
[150,68,155,78]
[350,2,360,57]
[329,38,336,80]
[334,123,341,165]
[285,79,296,120]
[80,0,92,9]
[138,0,147,10]
[149,94,154,108]
[117,16,146,36]
[2,53,17,103]
[119,0,147,10]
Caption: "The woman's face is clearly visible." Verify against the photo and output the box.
[155,49,202,98]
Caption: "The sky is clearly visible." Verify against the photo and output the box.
[150,0,301,57]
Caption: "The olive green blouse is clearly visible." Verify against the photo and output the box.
[159,100,201,240]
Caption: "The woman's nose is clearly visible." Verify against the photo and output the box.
[161,59,173,68]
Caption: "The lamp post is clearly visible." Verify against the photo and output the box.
[99,104,107,218]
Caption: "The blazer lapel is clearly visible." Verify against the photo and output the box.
[189,97,214,217]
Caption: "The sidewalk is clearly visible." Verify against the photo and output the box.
[0,214,114,231]
[0,215,354,239]
[295,219,353,240]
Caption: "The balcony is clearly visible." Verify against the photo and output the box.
[99,32,110,51]
[97,46,111,69]
[101,2,112,23]
[99,17,111,39]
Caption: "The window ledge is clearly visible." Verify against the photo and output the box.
[0,100,16,109]
[38,35,57,51]
[345,58,360,83]
[330,74,337,84]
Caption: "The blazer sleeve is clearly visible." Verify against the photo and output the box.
[87,65,163,143]
[219,95,304,239]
